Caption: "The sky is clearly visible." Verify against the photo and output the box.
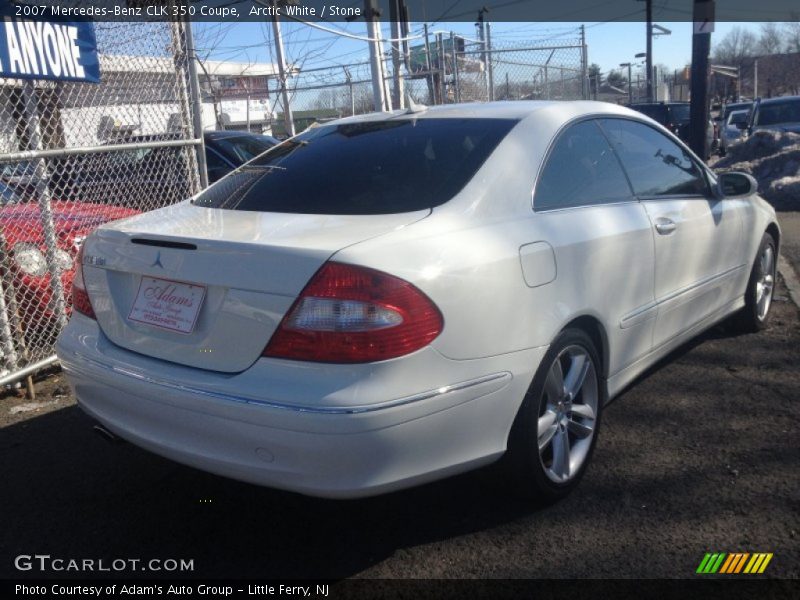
[193,20,764,80]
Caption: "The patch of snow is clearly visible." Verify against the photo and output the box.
[9,400,58,415]
[713,130,800,210]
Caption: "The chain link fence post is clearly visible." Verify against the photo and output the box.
[183,21,209,189]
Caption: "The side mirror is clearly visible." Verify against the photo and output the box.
[717,172,757,198]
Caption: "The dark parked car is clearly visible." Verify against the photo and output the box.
[629,102,691,138]
[719,101,753,124]
[749,96,800,135]
[77,131,279,202]
[628,102,714,156]
[203,130,279,183]
[72,134,195,207]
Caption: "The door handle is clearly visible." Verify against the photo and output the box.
[654,217,677,235]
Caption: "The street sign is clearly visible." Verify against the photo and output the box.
[0,19,100,83]
[693,0,715,35]
[694,20,715,34]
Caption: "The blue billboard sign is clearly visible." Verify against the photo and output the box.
[0,19,100,83]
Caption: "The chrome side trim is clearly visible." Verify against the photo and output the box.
[620,264,745,330]
[63,351,511,415]
[619,301,658,329]
[654,263,745,311]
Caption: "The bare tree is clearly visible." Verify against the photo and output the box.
[757,23,784,56]
[713,27,757,66]
[785,18,800,53]
[310,89,341,111]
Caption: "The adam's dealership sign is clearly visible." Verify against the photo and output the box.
[0,18,99,82]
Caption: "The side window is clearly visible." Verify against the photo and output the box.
[599,118,709,197]
[534,120,632,211]
[205,147,233,183]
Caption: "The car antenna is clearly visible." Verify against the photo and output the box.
[405,90,427,114]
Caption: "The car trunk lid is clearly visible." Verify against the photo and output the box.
[81,201,429,373]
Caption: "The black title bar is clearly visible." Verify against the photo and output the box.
[1,0,799,22]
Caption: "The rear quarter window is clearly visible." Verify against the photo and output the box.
[193,118,517,215]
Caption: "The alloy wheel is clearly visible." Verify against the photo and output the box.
[756,244,775,321]
[537,345,599,483]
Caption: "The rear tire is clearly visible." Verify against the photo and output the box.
[504,328,606,504]
[732,231,777,333]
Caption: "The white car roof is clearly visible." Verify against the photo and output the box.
[330,100,641,126]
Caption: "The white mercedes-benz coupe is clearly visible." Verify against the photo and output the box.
[57,101,780,501]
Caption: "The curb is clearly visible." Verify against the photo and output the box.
[778,254,800,309]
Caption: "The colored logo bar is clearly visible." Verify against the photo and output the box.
[697,552,773,574]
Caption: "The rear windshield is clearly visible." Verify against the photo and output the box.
[193,118,517,215]
[632,105,667,123]
[213,135,276,164]
[723,103,751,120]
[667,104,690,123]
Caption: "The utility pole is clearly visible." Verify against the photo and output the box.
[364,0,387,112]
[645,0,653,102]
[580,24,588,100]
[450,32,460,103]
[476,7,489,100]
[436,32,446,103]
[270,1,294,137]
[736,66,741,100]
[753,58,758,99]
[476,7,487,55]
[689,0,714,159]
[344,66,354,115]
[486,23,494,102]
[652,65,658,100]
[389,0,405,110]
[400,0,411,72]
[620,62,633,104]
[423,23,436,104]
[184,21,208,188]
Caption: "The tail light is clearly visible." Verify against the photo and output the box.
[72,246,96,320]
[263,262,443,363]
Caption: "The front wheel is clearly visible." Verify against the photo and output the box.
[733,231,777,333]
[504,328,606,503]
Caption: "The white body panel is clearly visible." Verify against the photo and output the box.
[641,197,744,348]
[58,313,544,498]
[56,101,780,498]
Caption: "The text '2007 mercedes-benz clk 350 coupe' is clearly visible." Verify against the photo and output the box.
[56,101,780,501]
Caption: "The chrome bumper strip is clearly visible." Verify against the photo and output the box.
[63,350,511,415]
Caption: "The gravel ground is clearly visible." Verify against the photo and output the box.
[1,281,798,580]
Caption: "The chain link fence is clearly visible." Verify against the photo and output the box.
[482,39,588,102]
[272,61,379,131]
[273,36,588,127]
[0,21,201,388]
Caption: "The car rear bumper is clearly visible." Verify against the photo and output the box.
[57,315,544,498]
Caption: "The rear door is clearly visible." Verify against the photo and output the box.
[599,118,743,348]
